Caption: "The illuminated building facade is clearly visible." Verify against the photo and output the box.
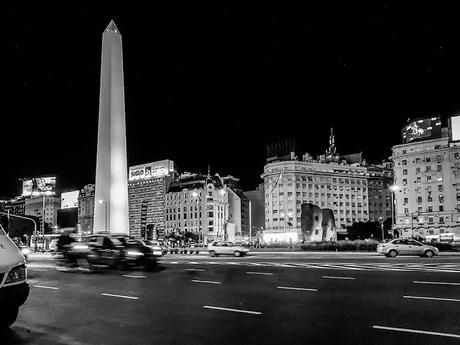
[78,184,95,236]
[25,195,60,229]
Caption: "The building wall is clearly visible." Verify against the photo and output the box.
[391,137,460,238]
[25,195,60,229]
[128,177,170,239]
[244,184,266,233]
[367,166,393,222]
[78,184,95,236]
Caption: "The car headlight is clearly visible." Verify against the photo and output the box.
[153,250,162,256]
[73,244,89,250]
[21,247,30,255]
[5,264,27,285]
[127,251,144,256]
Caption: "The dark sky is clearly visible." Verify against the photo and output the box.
[3,3,460,197]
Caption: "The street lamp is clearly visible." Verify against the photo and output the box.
[389,185,399,238]
[98,200,108,232]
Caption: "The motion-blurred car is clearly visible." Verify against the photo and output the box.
[377,238,439,258]
[110,234,159,269]
[207,242,249,257]
[144,240,166,256]
[49,239,59,254]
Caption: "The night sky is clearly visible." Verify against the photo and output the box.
[3,3,460,197]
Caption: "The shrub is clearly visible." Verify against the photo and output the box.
[300,239,379,251]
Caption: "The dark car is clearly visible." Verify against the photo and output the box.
[110,234,158,270]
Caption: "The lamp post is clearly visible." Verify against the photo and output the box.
[98,200,108,232]
[389,185,399,238]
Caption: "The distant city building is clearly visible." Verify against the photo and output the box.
[128,160,176,239]
[222,176,250,238]
[25,195,60,230]
[244,183,265,236]
[78,184,95,236]
[262,129,393,240]
[1,197,26,216]
[391,115,460,239]
[165,172,229,243]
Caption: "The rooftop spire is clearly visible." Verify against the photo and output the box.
[105,20,120,34]
[326,127,338,160]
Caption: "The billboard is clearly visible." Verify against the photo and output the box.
[129,160,175,181]
[402,117,442,143]
[22,177,56,196]
[61,190,79,209]
[449,115,460,142]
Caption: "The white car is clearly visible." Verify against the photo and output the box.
[207,242,249,257]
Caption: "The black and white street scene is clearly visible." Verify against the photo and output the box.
[2,3,460,345]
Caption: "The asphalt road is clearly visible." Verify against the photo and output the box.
[2,252,460,345]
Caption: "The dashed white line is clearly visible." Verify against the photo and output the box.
[191,279,221,285]
[185,268,205,272]
[101,293,139,300]
[414,281,460,286]
[373,325,460,339]
[322,276,356,280]
[34,285,59,290]
[203,305,262,315]
[277,286,317,292]
[122,275,146,279]
[403,295,460,302]
[246,272,274,276]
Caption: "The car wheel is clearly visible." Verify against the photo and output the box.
[234,251,241,257]
[424,250,434,258]
[210,250,216,257]
[388,250,398,258]
[0,307,19,328]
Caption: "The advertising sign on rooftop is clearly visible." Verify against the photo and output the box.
[22,177,57,196]
[401,117,442,143]
[61,190,80,209]
[129,160,175,181]
[449,115,460,142]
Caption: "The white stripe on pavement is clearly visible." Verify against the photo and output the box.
[322,276,356,280]
[101,293,139,300]
[373,325,460,339]
[191,279,221,285]
[414,281,460,286]
[246,272,274,276]
[34,285,59,290]
[185,268,205,272]
[203,305,262,315]
[122,275,146,279]
[403,295,460,302]
[277,286,317,292]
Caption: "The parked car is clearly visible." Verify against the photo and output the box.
[0,226,29,328]
[207,242,249,257]
[377,238,439,258]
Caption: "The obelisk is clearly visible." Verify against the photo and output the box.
[93,20,129,234]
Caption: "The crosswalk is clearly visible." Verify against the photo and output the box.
[161,260,460,273]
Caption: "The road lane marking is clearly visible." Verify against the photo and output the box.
[277,286,317,292]
[122,275,146,279]
[191,279,221,285]
[185,268,205,272]
[322,276,356,280]
[373,325,460,339]
[414,281,460,286]
[203,305,262,315]
[404,293,460,302]
[101,293,139,300]
[34,285,59,290]
[246,272,274,275]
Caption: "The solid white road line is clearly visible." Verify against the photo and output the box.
[246,272,274,275]
[185,268,205,272]
[101,293,139,300]
[414,281,460,286]
[322,276,356,280]
[277,286,317,292]
[403,295,460,302]
[191,279,221,285]
[34,285,59,290]
[203,305,262,315]
[373,325,460,339]
[122,275,146,279]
